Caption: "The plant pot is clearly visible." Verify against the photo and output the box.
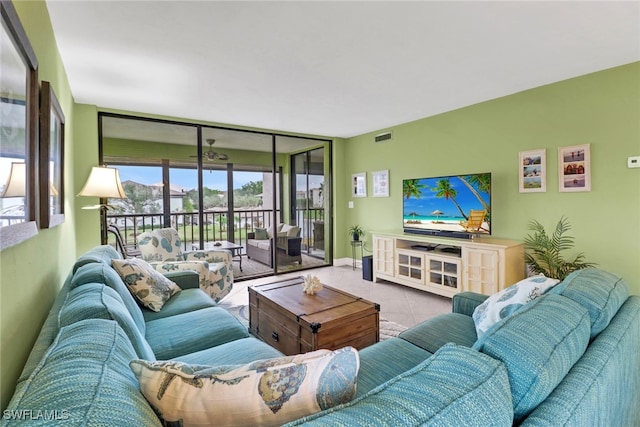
[353,234,360,241]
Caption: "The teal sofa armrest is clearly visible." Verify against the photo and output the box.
[452,291,489,316]
[164,270,200,289]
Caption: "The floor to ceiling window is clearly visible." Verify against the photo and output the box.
[100,113,332,281]
[291,147,326,261]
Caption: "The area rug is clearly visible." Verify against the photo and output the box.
[223,305,408,341]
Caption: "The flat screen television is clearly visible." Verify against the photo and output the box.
[402,172,491,238]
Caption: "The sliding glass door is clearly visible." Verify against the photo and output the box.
[100,113,332,280]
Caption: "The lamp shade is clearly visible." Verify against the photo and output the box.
[1,162,26,198]
[78,166,126,199]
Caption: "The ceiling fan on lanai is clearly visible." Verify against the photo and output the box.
[191,139,229,161]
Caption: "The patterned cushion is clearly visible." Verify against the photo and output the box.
[151,260,211,289]
[473,293,591,422]
[112,258,181,312]
[130,347,359,427]
[472,275,559,337]
[138,228,184,262]
[550,268,629,339]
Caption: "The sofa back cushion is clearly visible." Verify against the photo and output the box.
[521,296,640,427]
[70,262,146,333]
[550,268,629,339]
[286,343,513,427]
[72,245,121,274]
[58,283,155,360]
[473,293,591,422]
[4,319,161,427]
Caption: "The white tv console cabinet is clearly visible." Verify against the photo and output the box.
[372,231,525,298]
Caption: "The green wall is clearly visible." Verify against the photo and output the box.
[1,0,638,412]
[340,62,640,295]
[0,1,79,409]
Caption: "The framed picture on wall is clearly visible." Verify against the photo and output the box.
[372,170,389,197]
[518,149,546,193]
[558,144,591,192]
[39,81,65,228]
[352,172,366,197]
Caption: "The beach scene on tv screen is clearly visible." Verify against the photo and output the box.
[403,173,491,234]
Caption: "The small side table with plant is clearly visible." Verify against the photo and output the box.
[348,225,365,270]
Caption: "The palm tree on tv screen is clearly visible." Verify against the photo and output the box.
[403,179,427,199]
[433,179,466,219]
[458,173,491,214]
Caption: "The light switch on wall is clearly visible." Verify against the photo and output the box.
[348,201,354,208]
[628,156,640,168]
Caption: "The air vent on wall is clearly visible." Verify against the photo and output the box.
[374,131,393,143]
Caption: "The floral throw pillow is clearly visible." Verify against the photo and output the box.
[130,347,359,427]
[112,258,181,312]
[472,274,560,338]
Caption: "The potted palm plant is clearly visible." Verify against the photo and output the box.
[524,216,596,280]
[348,225,365,241]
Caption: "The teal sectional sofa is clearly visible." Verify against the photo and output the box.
[3,246,639,426]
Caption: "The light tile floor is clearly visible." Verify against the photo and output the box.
[220,265,452,328]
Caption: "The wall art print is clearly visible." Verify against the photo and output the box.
[372,170,389,197]
[558,144,591,192]
[352,172,366,197]
[518,149,546,193]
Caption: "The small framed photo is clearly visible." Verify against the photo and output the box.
[558,144,591,192]
[352,172,366,197]
[518,149,546,193]
[372,170,389,197]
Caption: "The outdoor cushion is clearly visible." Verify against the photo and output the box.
[254,227,269,239]
[356,337,432,397]
[144,307,249,359]
[473,293,591,422]
[131,347,359,427]
[285,343,513,427]
[4,319,161,427]
[472,274,559,338]
[550,268,629,339]
[58,283,155,361]
[399,312,477,353]
[112,258,182,312]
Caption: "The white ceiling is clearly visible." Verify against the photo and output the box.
[46,1,640,139]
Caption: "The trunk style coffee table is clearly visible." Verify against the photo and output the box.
[249,277,380,355]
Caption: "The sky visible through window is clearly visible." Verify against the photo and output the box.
[117,165,263,191]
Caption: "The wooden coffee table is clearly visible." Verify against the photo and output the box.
[248,277,380,355]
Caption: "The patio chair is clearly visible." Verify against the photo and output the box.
[460,209,488,232]
[107,224,142,258]
[137,228,233,302]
